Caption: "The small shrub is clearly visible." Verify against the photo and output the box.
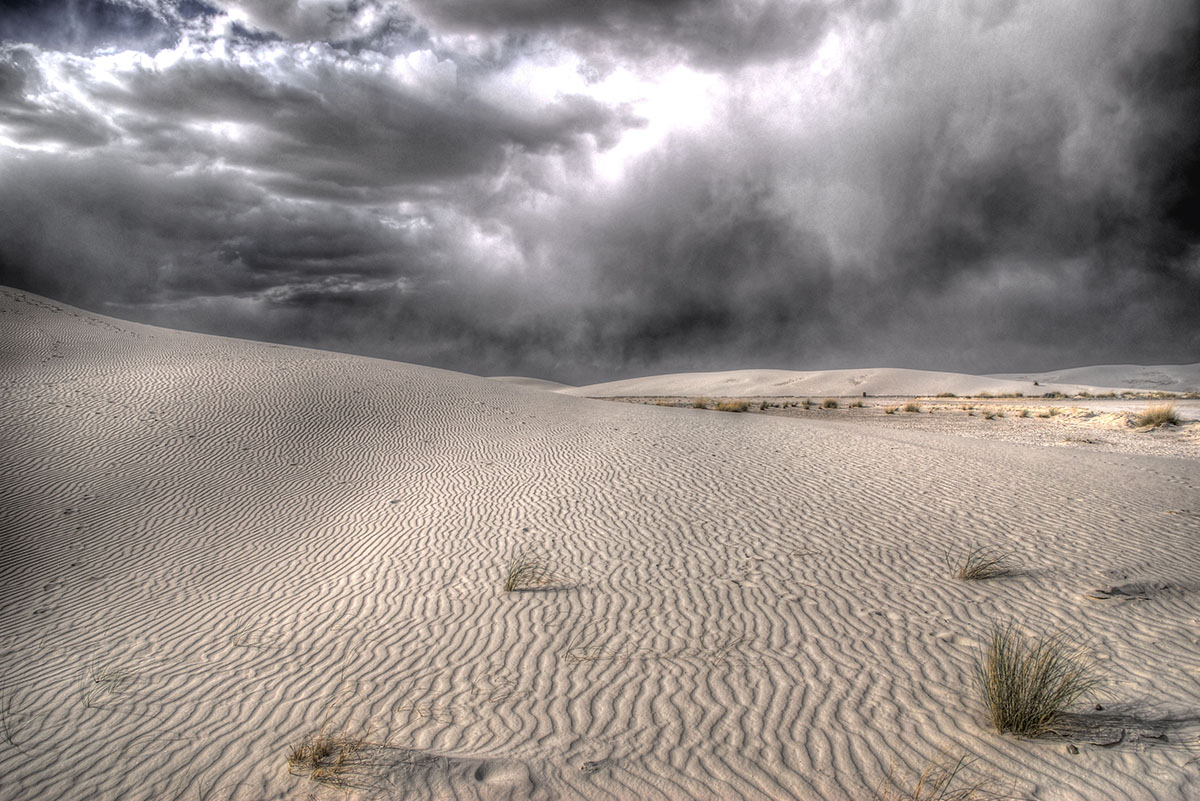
[976,392,993,399]
[715,400,750,412]
[504,548,554,592]
[884,406,898,414]
[691,397,709,409]
[850,400,864,408]
[802,398,812,408]
[975,622,1101,737]
[937,392,957,398]
[903,402,921,413]
[1134,404,1179,428]
[983,411,995,420]
[951,547,1013,581]
[759,400,770,411]
[1018,409,1030,418]
[822,398,838,409]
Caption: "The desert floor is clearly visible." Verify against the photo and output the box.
[2,286,1198,801]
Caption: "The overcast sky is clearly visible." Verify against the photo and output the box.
[1,1,1197,383]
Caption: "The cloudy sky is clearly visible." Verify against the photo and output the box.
[1,1,1196,383]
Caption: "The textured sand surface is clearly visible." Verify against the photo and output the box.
[562,366,1199,399]
[2,286,1200,801]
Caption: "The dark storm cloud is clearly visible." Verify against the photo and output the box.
[0,1,1197,382]
[413,0,837,67]
[0,0,197,53]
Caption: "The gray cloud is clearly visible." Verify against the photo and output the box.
[0,0,1197,383]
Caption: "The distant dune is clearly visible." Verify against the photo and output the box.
[3,285,1198,801]
[486,375,574,392]
[560,364,1199,398]
[989,363,1200,393]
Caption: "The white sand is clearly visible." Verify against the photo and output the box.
[2,286,1199,801]
[562,365,1199,399]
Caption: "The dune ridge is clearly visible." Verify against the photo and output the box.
[2,286,1199,801]
[560,365,1200,399]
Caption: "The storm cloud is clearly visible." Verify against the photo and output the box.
[1,0,1197,382]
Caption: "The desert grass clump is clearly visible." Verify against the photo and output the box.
[950,547,1013,581]
[936,392,957,398]
[1018,408,1030,418]
[884,406,898,414]
[850,400,864,408]
[1134,404,1179,428]
[287,730,365,785]
[504,548,554,592]
[801,398,812,408]
[759,400,770,411]
[822,398,838,409]
[975,622,1101,737]
[715,400,750,412]
[903,402,922,413]
[875,754,1001,801]
[691,397,710,409]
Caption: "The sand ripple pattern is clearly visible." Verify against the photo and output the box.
[2,287,1199,801]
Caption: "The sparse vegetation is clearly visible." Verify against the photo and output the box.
[950,547,1013,581]
[802,398,812,408]
[1018,409,1030,418]
[975,622,1101,737]
[822,398,838,409]
[874,754,1001,801]
[1134,404,1179,428]
[504,548,555,592]
[759,400,770,411]
[287,730,366,786]
[903,402,922,413]
[850,400,864,408]
[936,392,957,398]
[983,411,996,420]
[884,406,898,414]
[715,400,750,412]
[976,392,993,399]
[691,397,709,409]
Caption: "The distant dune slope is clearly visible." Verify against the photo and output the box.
[561,366,1156,398]
[2,286,1198,801]
[486,375,574,391]
[989,364,1200,393]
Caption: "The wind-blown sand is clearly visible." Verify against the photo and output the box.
[2,286,1199,801]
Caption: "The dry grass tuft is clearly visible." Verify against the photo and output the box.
[884,406,898,414]
[975,622,1101,737]
[715,400,750,412]
[504,548,555,592]
[850,400,864,408]
[691,397,710,409]
[936,392,957,398]
[287,730,366,785]
[822,398,838,409]
[950,547,1013,581]
[903,402,922,413]
[1134,404,1179,428]
[875,754,1001,801]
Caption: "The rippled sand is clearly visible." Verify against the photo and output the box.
[2,286,1198,801]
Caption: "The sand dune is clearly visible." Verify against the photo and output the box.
[2,285,1199,801]
[561,366,1197,399]
[989,364,1200,394]
[487,376,575,392]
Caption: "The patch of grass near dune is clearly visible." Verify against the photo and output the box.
[822,398,838,409]
[903,402,922,413]
[884,406,898,414]
[504,548,555,592]
[875,754,1002,801]
[949,547,1013,581]
[850,400,864,408]
[1134,404,1179,428]
[715,400,750,412]
[691,397,710,409]
[936,392,957,398]
[287,730,366,786]
[975,622,1101,737]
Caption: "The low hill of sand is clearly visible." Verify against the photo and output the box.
[560,366,1152,398]
[486,375,574,392]
[989,364,1200,394]
[2,285,1199,801]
